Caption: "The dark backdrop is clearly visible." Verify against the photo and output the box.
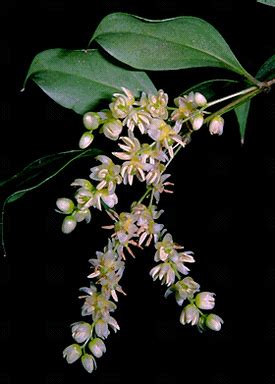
[0,1,275,383]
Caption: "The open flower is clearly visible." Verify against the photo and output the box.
[90,155,122,193]
[113,135,152,185]
[148,118,185,158]
[109,87,135,119]
[180,304,200,326]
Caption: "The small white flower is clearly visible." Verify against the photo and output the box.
[209,116,224,136]
[95,319,110,339]
[63,344,82,364]
[109,87,134,119]
[194,92,207,107]
[102,119,123,141]
[71,322,92,343]
[206,314,224,331]
[56,198,74,214]
[191,113,204,130]
[79,132,94,149]
[83,112,100,130]
[180,304,200,326]
[195,292,215,310]
[62,216,77,234]
[88,338,106,358]
[81,354,97,373]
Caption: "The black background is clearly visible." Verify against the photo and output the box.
[1,1,275,383]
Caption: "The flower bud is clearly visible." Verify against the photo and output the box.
[180,304,200,326]
[88,338,106,358]
[206,314,224,331]
[95,319,109,339]
[81,353,96,373]
[62,215,77,234]
[71,322,92,343]
[79,132,94,149]
[63,344,82,364]
[209,116,224,136]
[191,114,204,130]
[83,112,100,130]
[194,92,207,107]
[195,292,215,310]
[102,119,123,141]
[56,197,74,214]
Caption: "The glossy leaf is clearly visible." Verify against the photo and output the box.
[235,101,251,143]
[256,54,275,81]
[92,13,256,82]
[24,49,156,114]
[257,0,275,7]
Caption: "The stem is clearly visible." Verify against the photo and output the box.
[137,188,151,204]
[205,86,257,109]
[204,87,261,124]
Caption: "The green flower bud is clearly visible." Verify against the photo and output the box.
[81,353,96,373]
[79,132,94,149]
[88,338,106,358]
[63,344,82,364]
[56,197,74,214]
[62,215,77,234]
[83,112,100,130]
[206,314,224,331]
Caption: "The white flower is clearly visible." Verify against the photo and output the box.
[88,338,106,358]
[83,112,100,130]
[191,113,204,131]
[149,262,175,286]
[180,304,200,326]
[209,116,224,136]
[63,344,82,364]
[71,322,92,343]
[90,155,122,193]
[194,92,207,107]
[165,276,200,306]
[206,314,224,331]
[123,110,151,134]
[109,87,134,119]
[79,132,94,149]
[95,319,110,339]
[148,118,185,158]
[56,198,74,214]
[143,89,169,119]
[81,354,97,373]
[113,135,152,185]
[62,216,77,234]
[195,292,215,310]
[102,119,123,141]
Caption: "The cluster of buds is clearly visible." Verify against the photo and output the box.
[58,87,224,373]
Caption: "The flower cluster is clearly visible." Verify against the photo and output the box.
[59,87,224,373]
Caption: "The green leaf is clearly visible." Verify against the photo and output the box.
[256,55,275,81]
[234,101,251,144]
[0,148,101,256]
[91,13,256,82]
[24,49,156,114]
[257,0,275,7]
[181,78,238,100]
